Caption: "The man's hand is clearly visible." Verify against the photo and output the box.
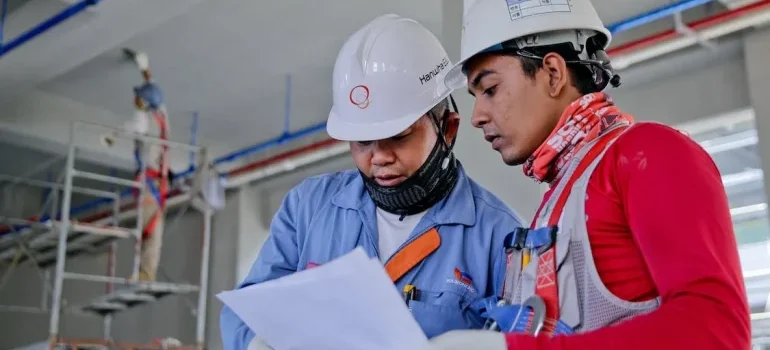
[412,330,507,350]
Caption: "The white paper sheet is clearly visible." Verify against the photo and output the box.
[217,247,428,350]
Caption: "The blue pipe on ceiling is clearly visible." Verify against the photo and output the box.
[0,0,100,57]
[284,74,292,136]
[188,112,199,173]
[0,0,720,235]
[214,121,328,167]
[606,0,714,34]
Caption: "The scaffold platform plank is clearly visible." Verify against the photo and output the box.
[0,218,136,267]
[76,281,199,316]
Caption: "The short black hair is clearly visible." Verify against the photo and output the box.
[502,43,599,95]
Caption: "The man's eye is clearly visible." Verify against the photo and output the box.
[391,134,408,141]
[357,141,373,146]
[483,85,497,97]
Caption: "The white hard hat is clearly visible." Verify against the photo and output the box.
[445,0,612,90]
[327,14,453,142]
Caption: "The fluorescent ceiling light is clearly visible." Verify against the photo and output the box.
[744,268,770,279]
[700,129,758,154]
[676,108,755,135]
[731,203,768,216]
[723,169,764,187]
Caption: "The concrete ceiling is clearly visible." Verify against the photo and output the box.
[0,0,735,161]
[33,0,445,152]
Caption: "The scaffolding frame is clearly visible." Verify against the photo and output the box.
[0,120,214,350]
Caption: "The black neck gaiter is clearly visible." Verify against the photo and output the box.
[361,96,461,217]
[361,138,459,216]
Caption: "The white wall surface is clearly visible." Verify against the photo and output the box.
[234,185,269,284]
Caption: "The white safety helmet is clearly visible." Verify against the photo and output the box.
[445,0,614,90]
[327,14,454,142]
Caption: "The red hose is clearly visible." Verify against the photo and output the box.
[226,138,341,178]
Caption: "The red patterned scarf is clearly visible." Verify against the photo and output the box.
[522,92,635,183]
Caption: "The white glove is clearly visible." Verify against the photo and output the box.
[412,330,507,350]
[135,52,150,71]
[247,337,275,350]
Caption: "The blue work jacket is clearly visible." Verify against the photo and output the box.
[220,166,525,349]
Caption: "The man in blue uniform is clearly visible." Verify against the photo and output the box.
[219,14,525,350]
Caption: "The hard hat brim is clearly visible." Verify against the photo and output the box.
[327,89,453,142]
[444,62,469,91]
[327,107,425,142]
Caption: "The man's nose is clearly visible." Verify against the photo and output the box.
[370,142,396,166]
[470,103,489,129]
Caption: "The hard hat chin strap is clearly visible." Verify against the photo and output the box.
[430,94,460,168]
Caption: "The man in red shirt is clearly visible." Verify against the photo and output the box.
[414,0,752,348]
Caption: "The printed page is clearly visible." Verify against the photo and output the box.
[217,247,428,350]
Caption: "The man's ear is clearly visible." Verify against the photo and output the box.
[443,111,461,145]
[542,52,569,98]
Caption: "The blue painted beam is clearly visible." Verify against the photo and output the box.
[0,0,100,57]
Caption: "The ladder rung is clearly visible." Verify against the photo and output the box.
[76,120,203,151]
[62,273,201,293]
[70,222,136,238]
[63,272,132,284]
[28,232,58,248]
[82,301,127,312]
[134,281,200,293]
[0,217,53,229]
[113,292,156,303]
[72,170,141,188]
[0,175,118,199]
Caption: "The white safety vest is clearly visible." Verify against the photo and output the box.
[122,110,169,170]
[502,122,661,334]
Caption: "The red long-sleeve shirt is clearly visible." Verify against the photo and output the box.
[505,123,751,349]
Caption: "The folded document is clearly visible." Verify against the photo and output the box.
[217,247,428,350]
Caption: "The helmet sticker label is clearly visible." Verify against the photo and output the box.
[349,85,370,109]
[418,57,451,85]
[505,0,571,21]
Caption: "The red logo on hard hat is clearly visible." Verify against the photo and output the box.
[349,85,370,109]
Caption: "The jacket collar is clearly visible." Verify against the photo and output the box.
[331,164,476,227]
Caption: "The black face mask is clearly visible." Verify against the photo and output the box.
[361,96,460,217]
